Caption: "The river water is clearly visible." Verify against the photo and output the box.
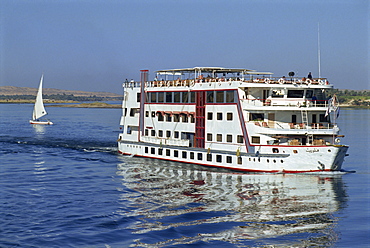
[0,104,369,247]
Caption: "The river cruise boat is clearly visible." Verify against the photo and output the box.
[118,67,348,173]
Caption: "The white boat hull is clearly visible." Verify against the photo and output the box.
[118,141,348,173]
[29,120,54,125]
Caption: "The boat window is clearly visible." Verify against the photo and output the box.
[166,130,171,138]
[165,92,172,102]
[174,92,181,103]
[207,112,213,120]
[137,92,141,102]
[174,131,179,138]
[158,112,164,121]
[206,91,214,103]
[287,90,304,98]
[181,113,188,122]
[158,92,164,103]
[207,133,212,141]
[127,126,132,134]
[190,92,196,103]
[166,149,170,156]
[216,155,222,162]
[190,152,194,159]
[151,148,155,154]
[158,148,163,155]
[158,130,163,137]
[216,91,224,103]
[165,114,171,122]
[173,114,180,122]
[145,111,149,117]
[319,114,330,122]
[190,114,195,123]
[151,111,155,117]
[250,113,264,121]
[273,148,279,153]
[144,147,148,153]
[145,129,148,136]
[227,135,232,142]
[151,130,155,136]
[217,113,222,120]
[237,135,243,143]
[150,92,156,103]
[217,134,222,142]
[174,150,178,157]
[197,153,203,160]
[252,136,260,144]
[226,156,232,164]
[227,113,233,121]
[182,151,187,159]
[305,90,313,98]
[182,92,189,103]
[237,157,242,165]
[207,154,212,161]
[271,89,285,98]
[226,90,235,103]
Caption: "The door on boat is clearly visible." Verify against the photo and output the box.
[268,113,275,128]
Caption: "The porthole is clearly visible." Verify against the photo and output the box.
[293,150,298,154]
[328,149,332,152]
[281,160,284,163]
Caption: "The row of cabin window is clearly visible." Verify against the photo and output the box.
[144,147,242,164]
[144,90,236,104]
[143,111,234,122]
[207,133,244,143]
[144,129,244,143]
[271,89,319,98]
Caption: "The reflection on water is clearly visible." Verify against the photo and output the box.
[116,158,347,247]
[32,124,46,134]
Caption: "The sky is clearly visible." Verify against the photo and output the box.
[0,0,369,94]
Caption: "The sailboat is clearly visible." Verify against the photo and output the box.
[29,75,53,125]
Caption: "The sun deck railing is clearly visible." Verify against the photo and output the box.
[251,121,336,130]
[123,77,329,88]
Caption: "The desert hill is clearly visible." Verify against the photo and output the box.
[0,86,121,98]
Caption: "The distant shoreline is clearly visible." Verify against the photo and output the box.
[0,100,121,108]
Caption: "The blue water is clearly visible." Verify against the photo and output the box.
[0,104,369,247]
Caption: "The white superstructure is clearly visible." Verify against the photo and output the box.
[118,67,348,173]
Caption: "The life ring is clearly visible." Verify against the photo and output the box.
[264,78,270,83]
[306,79,312,84]
[278,78,285,84]
[158,81,163,87]
[190,80,195,87]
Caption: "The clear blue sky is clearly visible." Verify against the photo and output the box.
[1,0,368,93]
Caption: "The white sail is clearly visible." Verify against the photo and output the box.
[32,75,47,120]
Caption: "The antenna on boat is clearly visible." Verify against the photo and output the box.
[318,22,321,79]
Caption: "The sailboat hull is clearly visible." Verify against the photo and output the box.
[29,120,53,125]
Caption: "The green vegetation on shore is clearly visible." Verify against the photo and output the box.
[327,89,370,107]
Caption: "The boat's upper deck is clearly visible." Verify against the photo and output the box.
[125,67,331,89]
